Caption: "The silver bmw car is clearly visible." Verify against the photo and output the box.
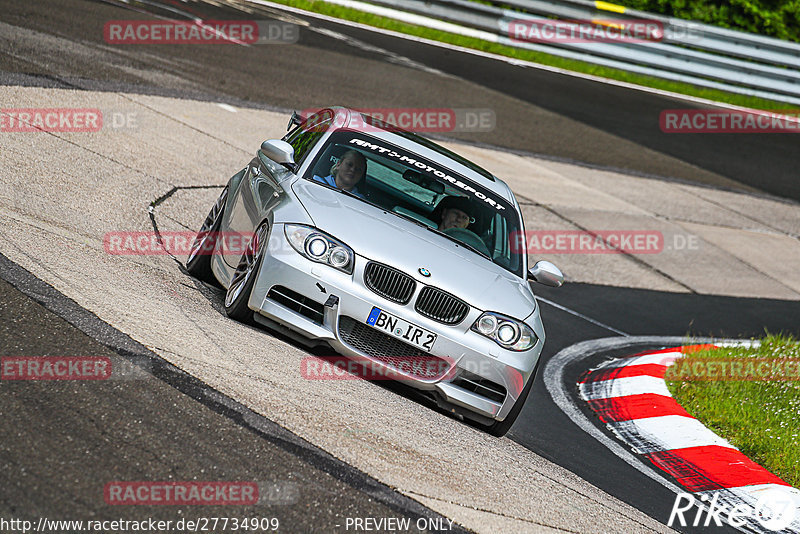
[186,107,563,436]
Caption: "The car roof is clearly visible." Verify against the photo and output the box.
[322,107,516,204]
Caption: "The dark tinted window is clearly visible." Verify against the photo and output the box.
[284,110,333,163]
[304,131,523,276]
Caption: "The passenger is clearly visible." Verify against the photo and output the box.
[432,195,491,256]
[432,196,474,231]
[313,150,367,198]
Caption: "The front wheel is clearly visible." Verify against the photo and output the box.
[224,222,269,324]
[186,187,228,285]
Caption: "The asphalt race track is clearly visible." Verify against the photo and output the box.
[0,266,466,532]
[4,0,800,200]
[2,0,800,532]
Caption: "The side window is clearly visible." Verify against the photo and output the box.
[284,112,333,165]
[491,214,509,261]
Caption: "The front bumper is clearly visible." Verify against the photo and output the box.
[238,224,545,422]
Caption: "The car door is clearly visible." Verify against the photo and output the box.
[221,111,334,267]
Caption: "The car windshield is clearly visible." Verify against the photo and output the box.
[304,131,524,276]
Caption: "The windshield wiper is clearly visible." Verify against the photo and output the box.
[306,177,368,203]
[391,210,434,230]
[425,226,492,260]
[451,239,492,260]
[322,181,493,261]
[334,187,362,201]
[390,209,490,259]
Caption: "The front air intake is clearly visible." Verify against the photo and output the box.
[414,286,469,325]
[363,262,416,304]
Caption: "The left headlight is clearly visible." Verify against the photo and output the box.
[471,311,537,351]
[284,224,355,274]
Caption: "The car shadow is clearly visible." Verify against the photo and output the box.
[182,266,472,429]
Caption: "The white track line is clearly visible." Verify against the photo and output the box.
[580,375,672,399]
[607,415,735,453]
[601,351,683,368]
[535,296,630,337]
[573,340,800,533]
[246,0,798,112]
[544,336,770,534]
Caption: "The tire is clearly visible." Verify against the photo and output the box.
[186,187,228,285]
[483,358,541,437]
[224,222,269,324]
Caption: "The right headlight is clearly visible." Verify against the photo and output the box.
[471,311,537,351]
[284,224,355,274]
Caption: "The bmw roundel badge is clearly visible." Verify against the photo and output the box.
[418,267,431,277]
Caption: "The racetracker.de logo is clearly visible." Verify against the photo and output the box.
[508,18,663,43]
[511,230,663,254]
[1,108,102,132]
[660,109,800,133]
[1,357,112,380]
[104,231,254,256]
[103,20,298,44]
[302,108,495,133]
[104,482,258,505]
[665,358,800,381]
[301,356,456,381]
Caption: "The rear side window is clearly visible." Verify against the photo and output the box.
[284,110,333,164]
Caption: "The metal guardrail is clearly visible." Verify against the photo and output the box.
[353,0,800,105]
[494,0,800,68]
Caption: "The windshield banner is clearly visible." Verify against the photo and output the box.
[347,137,508,212]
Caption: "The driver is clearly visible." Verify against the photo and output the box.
[313,149,366,198]
[433,196,474,231]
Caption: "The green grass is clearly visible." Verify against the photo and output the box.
[467,0,800,44]
[601,0,800,44]
[666,335,800,487]
[270,0,799,111]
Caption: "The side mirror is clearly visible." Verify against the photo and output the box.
[528,260,563,287]
[260,139,297,173]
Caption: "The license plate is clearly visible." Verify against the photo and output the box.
[366,307,437,352]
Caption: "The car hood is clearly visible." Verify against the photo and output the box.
[292,179,536,320]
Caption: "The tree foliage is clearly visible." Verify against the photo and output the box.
[618,0,800,42]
